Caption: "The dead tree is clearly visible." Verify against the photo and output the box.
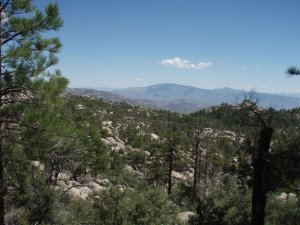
[251,126,273,225]
[238,92,274,225]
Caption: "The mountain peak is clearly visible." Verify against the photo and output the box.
[213,87,241,93]
[111,83,300,113]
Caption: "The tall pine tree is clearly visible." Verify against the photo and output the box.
[0,1,65,224]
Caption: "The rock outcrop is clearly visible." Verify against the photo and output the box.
[175,211,197,224]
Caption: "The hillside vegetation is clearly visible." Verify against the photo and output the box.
[5,92,300,224]
[1,1,299,224]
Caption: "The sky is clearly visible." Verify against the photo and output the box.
[38,0,300,93]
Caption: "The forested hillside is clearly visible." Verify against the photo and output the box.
[1,1,299,225]
[4,91,300,224]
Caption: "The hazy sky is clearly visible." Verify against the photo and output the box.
[41,0,300,93]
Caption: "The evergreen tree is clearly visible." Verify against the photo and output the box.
[286,66,300,76]
[0,0,64,223]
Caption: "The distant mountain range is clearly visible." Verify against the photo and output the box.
[68,83,300,113]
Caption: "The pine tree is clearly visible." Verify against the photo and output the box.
[0,1,64,223]
[286,66,300,76]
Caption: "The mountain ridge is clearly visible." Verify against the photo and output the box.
[111,83,300,113]
[68,84,300,113]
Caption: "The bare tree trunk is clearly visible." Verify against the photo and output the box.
[251,127,273,225]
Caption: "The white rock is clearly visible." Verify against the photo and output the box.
[203,128,213,135]
[79,174,93,184]
[172,171,185,180]
[103,127,113,135]
[31,161,45,172]
[123,165,135,173]
[176,212,196,224]
[79,186,93,196]
[67,187,87,200]
[144,151,151,157]
[75,104,85,110]
[57,172,71,181]
[277,192,288,201]
[101,138,113,146]
[115,136,125,145]
[116,142,126,151]
[56,180,67,188]
[182,170,193,179]
[68,180,80,187]
[151,133,159,141]
[118,185,125,192]
[107,137,117,145]
[102,121,112,126]
[288,193,297,201]
[96,178,110,187]
[126,146,133,151]
[86,181,106,192]
[53,185,61,191]
[93,195,101,200]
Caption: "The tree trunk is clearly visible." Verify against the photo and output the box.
[0,138,5,225]
[204,154,208,184]
[167,140,174,195]
[0,4,5,224]
[251,127,273,225]
[193,141,199,200]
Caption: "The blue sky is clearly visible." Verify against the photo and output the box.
[41,0,300,93]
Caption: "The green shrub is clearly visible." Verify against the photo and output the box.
[265,194,300,225]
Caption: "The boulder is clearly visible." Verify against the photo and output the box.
[67,187,88,200]
[182,170,193,180]
[102,121,112,126]
[31,161,45,172]
[107,137,117,145]
[172,171,186,180]
[151,133,159,141]
[277,192,288,201]
[276,192,298,202]
[75,104,85,110]
[52,185,61,191]
[79,174,94,184]
[123,165,135,173]
[288,193,297,201]
[86,181,106,192]
[123,165,143,178]
[115,136,125,145]
[93,195,101,200]
[176,211,197,224]
[57,172,71,181]
[79,186,93,197]
[116,142,126,151]
[56,180,67,189]
[96,178,110,187]
[101,138,112,146]
[68,180,80,187]
[103,127,113,135]
[144,151,151,157]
